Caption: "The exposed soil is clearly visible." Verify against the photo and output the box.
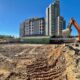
[0,44,80,80]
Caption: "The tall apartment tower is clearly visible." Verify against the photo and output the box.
[46,0,60,36]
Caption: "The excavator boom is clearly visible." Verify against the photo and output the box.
[67,18,80,42]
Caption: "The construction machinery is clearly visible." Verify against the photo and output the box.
[65,18,80,42]
[50,18,80,43]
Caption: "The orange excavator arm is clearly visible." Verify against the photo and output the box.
[67,18,80,42]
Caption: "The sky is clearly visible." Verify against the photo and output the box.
[0,0,80,37]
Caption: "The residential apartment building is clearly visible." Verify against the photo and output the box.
[46,0,60,36]
[20,18,45,37]
[46,0,66,36]
[20,0,66,37]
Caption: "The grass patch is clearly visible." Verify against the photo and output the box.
[20,36,50,44]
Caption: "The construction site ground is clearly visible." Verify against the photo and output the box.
[0,43,80,80]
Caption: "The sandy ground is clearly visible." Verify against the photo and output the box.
[0,44,79,80]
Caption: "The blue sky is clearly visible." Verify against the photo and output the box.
[0,0,80,37]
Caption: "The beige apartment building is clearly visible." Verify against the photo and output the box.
[20,18,45,37]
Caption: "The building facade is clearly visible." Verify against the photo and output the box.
[56,16,66,36]
[46,0,60,36]
[63,20,66,30]
[20,18,45,37]
[20,22,25,37]
[46,0,66,36]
